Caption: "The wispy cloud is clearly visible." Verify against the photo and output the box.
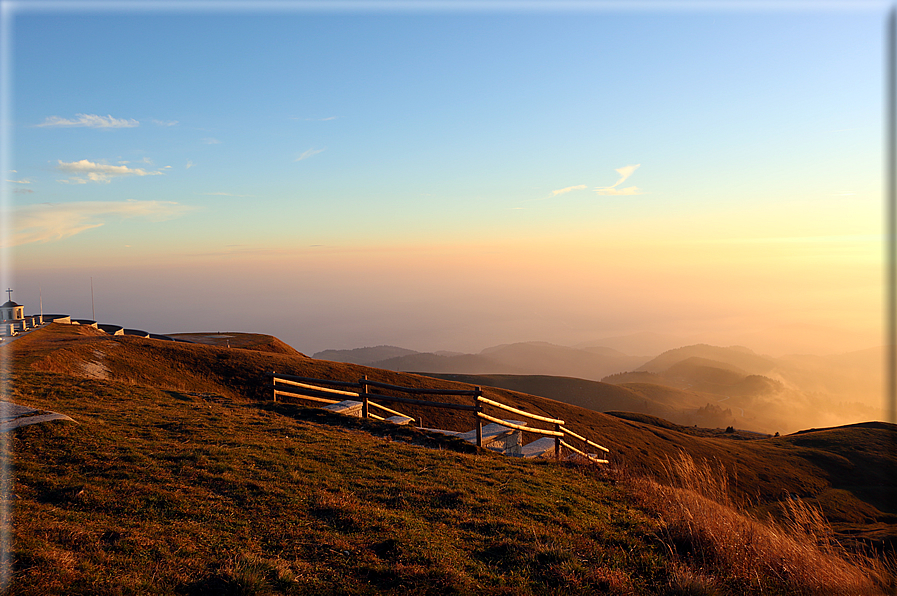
[6,200,193,246]
[6,178,30,184]
[153,119,179,127]
[13,188,34,194]
[551,184,587,197]
[595,164,643,196]
[186,160,196,169]
[295,147,325,161]
[36,114,139,128]
[56,159,165,184]
[202,137,222,145]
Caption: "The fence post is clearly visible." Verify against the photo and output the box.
[555,423,561,461]
[272,371,277,402]
[360,375,369,419]
[474,386,482,448]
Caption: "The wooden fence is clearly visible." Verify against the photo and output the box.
[267,372,609,463]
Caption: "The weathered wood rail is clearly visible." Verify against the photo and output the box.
[266,371,610,463]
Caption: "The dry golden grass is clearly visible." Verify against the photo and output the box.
[626,451,894,595]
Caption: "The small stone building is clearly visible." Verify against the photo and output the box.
[1,300,24,322]
[1,296,41,335]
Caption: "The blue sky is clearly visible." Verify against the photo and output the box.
[2,2,890,355]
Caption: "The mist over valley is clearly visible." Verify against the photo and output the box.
[314,337,886,436]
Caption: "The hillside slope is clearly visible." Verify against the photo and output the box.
[167,332,305,356]
[7,324,895,538]
[2,323,895,594]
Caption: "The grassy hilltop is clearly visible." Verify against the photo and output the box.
[1,324,894,595]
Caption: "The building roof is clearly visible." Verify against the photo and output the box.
[1,301,21,308]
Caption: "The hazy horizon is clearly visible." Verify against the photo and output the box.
[2,3,889,364]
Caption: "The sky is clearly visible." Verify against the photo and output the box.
[1,1,891,356]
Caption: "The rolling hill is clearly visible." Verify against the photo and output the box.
[312,345,419,364]
[636,344,778,375]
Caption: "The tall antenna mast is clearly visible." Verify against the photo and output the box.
[90,277,95,320]
[39,286,42,317]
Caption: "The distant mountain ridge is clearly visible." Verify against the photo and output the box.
[323,341,650,381]
[313,345,419,364]
[637,344,777,375]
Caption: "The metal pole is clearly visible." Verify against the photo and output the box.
[90,277,95,320]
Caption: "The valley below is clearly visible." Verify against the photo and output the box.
[317,340,886,436]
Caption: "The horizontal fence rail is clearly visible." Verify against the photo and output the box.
[476,412,564,437]
[367,401,412,419]
[274,377,361,397]
[559,440,610,464]
[265,371,362,388]
[476,396,564,425]
[268,371,610,462]
[364,379,480,396]
[560,426,610,453]
[360,393,478,411]
[273,391,340,404]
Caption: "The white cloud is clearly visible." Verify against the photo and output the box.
[56,159,164,184]
[6,200,193,246]
[295,148,325,161]
[37,114,139,128]
[153,119,179,126]
[595,164,643,196]
[6,178,30,184]
[595,186,642,196]
[202,137,222,144]
[550,184,587,197]
[186,160,196,169]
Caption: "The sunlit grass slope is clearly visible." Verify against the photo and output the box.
[6,372,670,595]
[2,324,894,594]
